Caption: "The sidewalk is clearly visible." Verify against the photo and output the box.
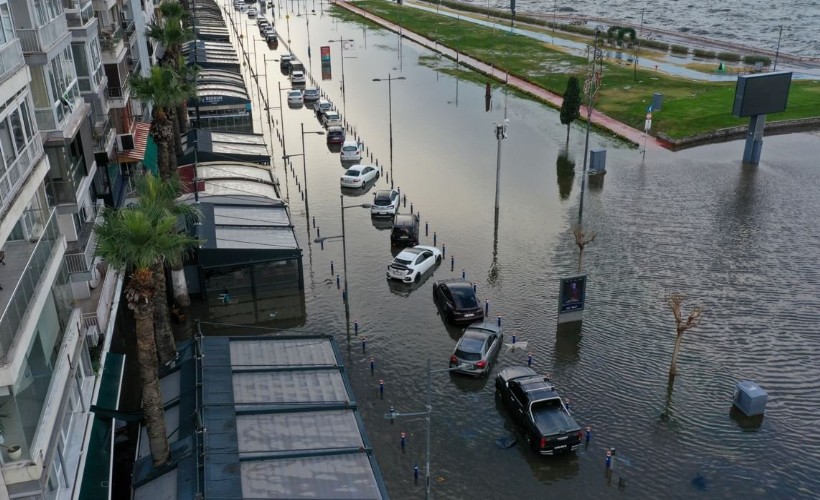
[335,1,664,149]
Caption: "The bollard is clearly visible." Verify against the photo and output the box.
[425,222,429,236]
[362,337,366,352]
[400,432,406,452]
[414,464,419,482]
[527,352,532,366]
[485,299,490,316]
[380,165,383,175]
[606,450,612,469]
[336,274,340,288]
[512,334,516,344]
[442,244,446,257]
[331,261,334,275]
[312,216,316,228]
[450,256,454,271]
[410,202,413,214]
[389,405,395,423]
[343,289,347,301]
[301,191,304,201]
[379,379,384,398]
[320,239,324,250]
[354,320,359,335]
[433,232,437,246]
[370,357,375,374]
[585,426,591,444]
[403,194,406,207]
[473,283,477,293]
[565,398,571,413]
[497,315,502,327]
[316,227,320,239]
[610,448,616,471]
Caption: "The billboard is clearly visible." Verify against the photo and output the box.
[732,72,792,117]
[320,45,331,62]
[558,275,587,313]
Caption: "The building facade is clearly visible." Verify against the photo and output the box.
[0,0,152,496]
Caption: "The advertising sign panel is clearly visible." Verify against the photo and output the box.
[558,275,587,313]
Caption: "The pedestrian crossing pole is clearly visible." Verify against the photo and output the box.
[642,106,652,163]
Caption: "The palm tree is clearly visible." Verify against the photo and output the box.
[95,208,196,467]
[136,173,199,325]
[132,67,194,180]
[147,1,192,65]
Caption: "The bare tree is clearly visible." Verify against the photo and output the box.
[573,226,597,272]
[666,293,704,378]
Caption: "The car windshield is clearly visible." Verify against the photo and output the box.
[450,286,479,308]
[342,146,357,152]
[288,91,300,97]
[374,191,392,203]
[344,169,360,177]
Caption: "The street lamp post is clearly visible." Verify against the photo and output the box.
[372,74,406,189]
[494,120,508,218]
[329,36,354,113]
[283,123,324,210]
[277,81,288,157]
[314,195,372,319]
[385,359,471,500]
[578,27,604,227]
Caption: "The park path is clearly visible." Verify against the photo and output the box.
[334,0,667,149]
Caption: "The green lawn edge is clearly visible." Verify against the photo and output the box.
[339,0,820,140]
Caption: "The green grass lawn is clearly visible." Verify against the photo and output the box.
[343,1,820,140]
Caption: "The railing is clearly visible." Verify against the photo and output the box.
[106,78,130,101]
[0,136,45,218]
[122,20,136,41]
[16,15,69,54]
[99,25,124,54]
[64,200,104,274]
[80,264,119,337]
[0,209,61,363]
[93,120,115,153]
[0,39,24,85]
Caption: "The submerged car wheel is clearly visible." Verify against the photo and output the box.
[436,255,442,263]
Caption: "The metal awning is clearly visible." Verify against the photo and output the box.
[117,122,151,164]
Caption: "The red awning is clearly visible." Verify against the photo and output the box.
[116,122,151,164]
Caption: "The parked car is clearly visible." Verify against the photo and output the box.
[391,213,420,247]
[302,87,320,102]
[340,164,379,188]
[247,7,257,17]
[340,140,362,162]
[288,59,305,74]
[322,110,342,128]
[264,30,277,43]
[286,89,303,105]
[387,245,442,283]
[371,189,400,216]
[326,126,345,144]
[257,15,268,25]
[495,366,582,455]
[314,98,333,119]
[279,54,293,70]
[291,70,306,84]
[449,322,503,377]
[432,279,484,324]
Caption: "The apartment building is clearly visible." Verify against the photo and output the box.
[0,0,152,497]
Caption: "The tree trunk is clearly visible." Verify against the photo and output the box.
[171,262,190,307]
[577,248,584,273]
[127,271,169,467]
[154,110,173,181]
[153,264,176,366]
[566,123,571,145]
[669,331,684,377]
[172,105,184,159]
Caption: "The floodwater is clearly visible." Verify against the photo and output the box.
[223,3,820,498]
[475,0,820,59]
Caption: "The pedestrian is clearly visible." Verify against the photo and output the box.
[221,288,231,305]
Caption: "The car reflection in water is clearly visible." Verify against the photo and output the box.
[371,216,394,231]
[386,256,441,297]
[341,177,379,198]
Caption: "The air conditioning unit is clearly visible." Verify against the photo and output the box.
[85,324,101,347]
[116,133,135,151]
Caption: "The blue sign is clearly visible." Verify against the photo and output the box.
[558,275,587,313]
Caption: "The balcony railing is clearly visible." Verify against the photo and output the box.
[99,25,124,54]
[80,264,119,340]
[94,117,116,153]
[106,78,130,102]
[122,20,136,41]
[0,39,24,85]
[0,136,45,218]
[16,15,69,54]
[0,209,61,363]
[64,199,104,274]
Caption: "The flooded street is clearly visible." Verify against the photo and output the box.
[223,4,820,497]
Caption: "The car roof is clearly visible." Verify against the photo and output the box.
[437,278,472,290]
[347,164,366,171]
[394,214,416,223]
[327,126,344,132]
[304,87,318,92]
[396,247,424,259]
[464,321,500,334]
[287,89,301,94]
[342,140,357,146]
[326,111,339,116]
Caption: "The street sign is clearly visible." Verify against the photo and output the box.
[644,119,652,131]
[320,45,331,62]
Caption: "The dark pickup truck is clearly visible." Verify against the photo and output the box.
[495,366,582,455]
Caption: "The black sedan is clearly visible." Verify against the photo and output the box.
[432,279,484,324]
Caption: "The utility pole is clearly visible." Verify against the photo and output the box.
[773,25,783,71]
[329,36,354,114]
[578,27,603,227]
[493,121,508,218]
[634,8,644,82]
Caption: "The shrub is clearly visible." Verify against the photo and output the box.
[743,55,772,66]
[693,49,717,59]
[718,51,741,62]
[671,44,689,55]
[640,39,670,51]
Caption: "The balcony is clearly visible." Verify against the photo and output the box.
[0,39,25,86]
[93,116,116,155]
[106,78,131,108]
[64,200,104,277]
[78,263,120,345]
[99,25,126,63]
[64,0,95,30]
[123,19,136,43]
[0,137,45,219]
[0,209,63,364]
[16,15,69,55]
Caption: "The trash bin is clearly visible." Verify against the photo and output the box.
[733,381,767,417]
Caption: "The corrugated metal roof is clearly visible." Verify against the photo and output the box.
[215,206,290,226]
[215,226,298,250]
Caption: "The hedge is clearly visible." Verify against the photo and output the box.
[693,49,717,59]
[743,55,772,66]
[640,39,670,51]
[718,51,741,62]
[671,44,689,55]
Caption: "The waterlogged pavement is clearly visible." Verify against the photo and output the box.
[337,0,665,149]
